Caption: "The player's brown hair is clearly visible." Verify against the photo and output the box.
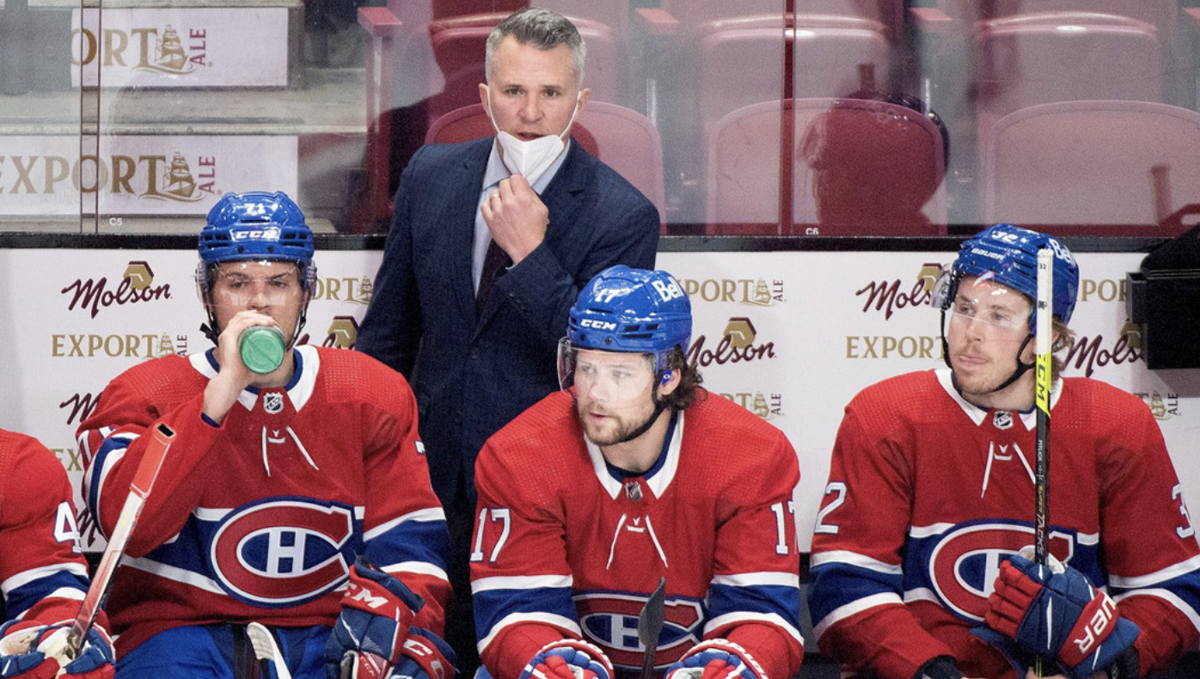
[1051,316,1075,379]
[659,347,705,411]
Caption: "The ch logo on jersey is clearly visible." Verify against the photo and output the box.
[574,592,703,668]
[210,497,357,607]
[927,521,1075,622]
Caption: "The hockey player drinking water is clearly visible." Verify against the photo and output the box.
[76,192,455,679]
[808,225,1200,679]
[469,265,804,679]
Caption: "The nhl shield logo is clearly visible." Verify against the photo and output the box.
[263,392,284,415]
[624,481,643,502]
[992,410,1013,430]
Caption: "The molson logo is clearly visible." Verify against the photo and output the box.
[1,151,215,202]
[1062,321,1141,378]
[856,263,943,320]
[61,261,172,318]
[76,504,103,551]
[61,392,101,427]
[322,316,358,349]
[721,391,784,421]
[678,278,784,306]
[72,23,207,75]
[686,316,776,367]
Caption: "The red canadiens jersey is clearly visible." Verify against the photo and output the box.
[76,346,450,656]
[808,369,1200,679]
[471,390,804,679]
[0,429,97,627]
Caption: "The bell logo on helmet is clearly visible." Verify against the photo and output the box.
[651,278,684,302]
[580,319,618,331]
[1047,238,1077,266]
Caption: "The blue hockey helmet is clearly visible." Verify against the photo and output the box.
[564,265,692,374]
[198,191,315,289]
[935,224,1079,329]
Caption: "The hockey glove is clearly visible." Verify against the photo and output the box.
[663,640,767,679]
[518,640,614,679]
[977,549,1139,679]
[326,556,424,679]
[0,620,114,679]
[384,628,456,679]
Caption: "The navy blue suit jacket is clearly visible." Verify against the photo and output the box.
[357,137,660,508]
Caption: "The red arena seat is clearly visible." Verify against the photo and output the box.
[983,100,1200,233]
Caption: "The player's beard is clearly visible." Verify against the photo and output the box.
[577,397,661,446]
[950,340,1034,403]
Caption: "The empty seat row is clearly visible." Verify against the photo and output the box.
[358,0,1200,234]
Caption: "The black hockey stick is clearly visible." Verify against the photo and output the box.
[1033,247,1053,676]
[639,577,667,679]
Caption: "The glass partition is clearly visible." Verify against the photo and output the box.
[1,0,1198,236]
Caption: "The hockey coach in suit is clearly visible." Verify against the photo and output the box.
[356,7,660,672]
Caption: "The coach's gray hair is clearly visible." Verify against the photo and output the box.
[485,8,586,89]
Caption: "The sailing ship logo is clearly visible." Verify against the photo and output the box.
[138,25,198,75]
[141,152,205,203]
[163,153,198,199]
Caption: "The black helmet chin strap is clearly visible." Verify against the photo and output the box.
[988,333,1036,394]
[201,298,221,344]
[614,401,667,445]
[940,310,1036,395]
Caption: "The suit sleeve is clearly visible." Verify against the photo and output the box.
[471,441,580,679]
[356,146,427,376]
[707,431,804,679]
[0,436,94,627]
[1099,401,1200,676]
[360,367,452,635]
[76,368,227,559]
[807,401,955,679]
[495,175,660,349]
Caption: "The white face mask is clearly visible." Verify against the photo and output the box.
[485,85,581,185]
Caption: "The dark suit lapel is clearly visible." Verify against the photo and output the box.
[449,140,492,323]
[539,139,590,239]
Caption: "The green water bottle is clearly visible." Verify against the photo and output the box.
[239,326,286,374]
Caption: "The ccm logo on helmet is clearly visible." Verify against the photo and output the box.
[210,497,357,607]
[651,279,684,302]
[580,319,618,330]
[232,227,282,242]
